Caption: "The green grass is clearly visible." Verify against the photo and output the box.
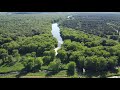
[20,70,67,78]
[51,70,67,77]
[25,71,46,77]
[0,74,17,78]
[0,62,24,73]
[1,64,120,78]
[106,67,120,77]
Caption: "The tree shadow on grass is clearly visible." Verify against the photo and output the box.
[45,71,59,77]
[84,71,108,78]
[109,68,119,74]
[16,68,28,78]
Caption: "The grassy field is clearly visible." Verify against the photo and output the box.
[0,62,24,73]
[0,70,79,78]
[0,64,120,78]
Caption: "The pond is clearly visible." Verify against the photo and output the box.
[51,23,63,55]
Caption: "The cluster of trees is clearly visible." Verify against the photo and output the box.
[0,14,55,38]
[0,13,77,77]
[59,14,120,39]
[22,55,43,72]
[0,49,20,64]
[56,13,120,76]
[0,34,58,71]
[60,27,118,47]
[1,13,120,77]
[0,14,58,72]
[57,27,120,74]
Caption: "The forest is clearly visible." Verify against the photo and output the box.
[0,12,120,78]
[60,14,120,39]
[58,13,120,77]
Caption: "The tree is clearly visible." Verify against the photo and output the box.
[7,55,14,63]
[96,57,107,72]
[2,55,14,64]
[84,56,97,72]
[43,56,52,65]
[107,56,118,70]
[12,49,19,56]
[84,56,108,72]
[48,59,62,72]
[110,35,118,40]
[57,49,67,63]
[34,57,43,71]
[67,61,76,76]
[0,48,8,63]
[49,50,55,60]
[84,48,94,56]
[31,52,36,57]
[12,49,20,61]
[43,50,55,60]
[22,56,44,72]
[0,49,8,59]
[70,51,80,62]
[22,56,35,72]
[3,41,20,53]
[77,56,86,71]
[100,39,107,46]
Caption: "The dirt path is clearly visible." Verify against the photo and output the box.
[21,76,67,78]
[0,71,19,76]
[108,76,120,78]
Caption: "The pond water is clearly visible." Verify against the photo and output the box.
[51,23,63,55]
